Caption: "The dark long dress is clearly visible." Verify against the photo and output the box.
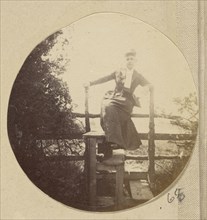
[90,69,149,150]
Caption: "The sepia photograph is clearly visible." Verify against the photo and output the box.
[7,13,198,212]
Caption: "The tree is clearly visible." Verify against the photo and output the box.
[7,31,87,210]
[153,92,198,196]
[8,30,82,157]
[170,92,198,134]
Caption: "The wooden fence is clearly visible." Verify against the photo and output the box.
[36,87,196,187]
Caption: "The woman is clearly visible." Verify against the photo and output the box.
[85,49,152,158]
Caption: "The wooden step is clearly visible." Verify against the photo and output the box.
[97,171,148,180]
[96,155,125,172]
[96,196,114,207]
[129,180,154,200]
[96,162,117,172]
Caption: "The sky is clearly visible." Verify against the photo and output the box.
[47,13,197,117]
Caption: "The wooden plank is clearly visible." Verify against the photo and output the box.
[36,133,83,140]
[126,155,188,161]
[96,162,116,172]
[45,154,188,162]
[123,172,148,181]
[83,131,196,140]
[73,112,182,120]
[129,180,154,200]
[73,112,155,118]
[84,138,90,197]
[36,133,196,140]
[126,155,148,160]
[153,133,197,140]
[115,164,125,209]
[83,131,105,138]
[88,137,97,210]
[97,171,148,180]
[47,155,84,161]
[155,155,188,160]
[85,87,90,132]
[148,86,155,187]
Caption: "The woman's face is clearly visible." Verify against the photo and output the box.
[126,55,136,69]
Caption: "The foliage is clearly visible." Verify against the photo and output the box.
[153,93,198,195]
[7,31,88,210]
[30,139,88,210]
[8,31,84,154]
[171,92,198,134]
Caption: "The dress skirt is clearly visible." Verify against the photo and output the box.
[100,90,142,150]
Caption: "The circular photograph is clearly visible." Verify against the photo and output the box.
[8,13,198,212]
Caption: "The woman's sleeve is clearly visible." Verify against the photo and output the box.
[90,72,115,86]
[137,73,150,87]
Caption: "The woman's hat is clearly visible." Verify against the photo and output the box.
[125,49,136,57]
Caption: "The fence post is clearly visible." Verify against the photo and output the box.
[84,86,91,205]
[148,86,155,189]
[85,87,90,132]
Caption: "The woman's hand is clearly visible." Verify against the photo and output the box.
[83,82,90,88]
[148,84,153,91]
[141,84,153,96]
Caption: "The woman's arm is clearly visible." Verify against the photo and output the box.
[90,72,115,86]
[133,72,153,96]
[136,72,154,91]
[84,72,115,88]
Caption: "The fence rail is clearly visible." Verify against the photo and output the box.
[36,132,196,141]
[45,154,189,162]
[73,112,182,120]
